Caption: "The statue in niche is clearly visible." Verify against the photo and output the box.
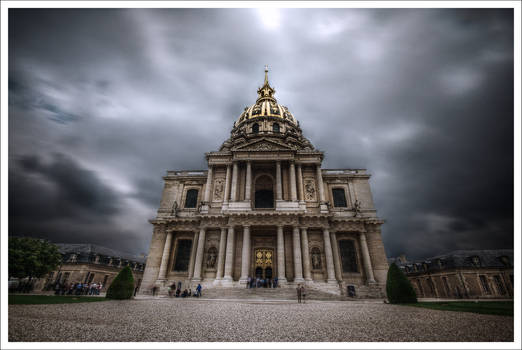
[311,247,322,270]
[171,200,178,216]
[206,247,217,269]
[353,200,361,217]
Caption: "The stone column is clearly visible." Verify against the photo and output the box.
[322,228,337,283]
[203,164,213,203]
[222,164,231,207]
[239,225,251,283]
[359,232,376,283]
[300,227,312,281]
[276,161,282,201]
[230,161,239,202]
[245,161,252,202]
[276,225,287,283]
[187,230,199,279]
[289,161,297,201]
[157,231,173,280]
[296,163,305,203]
[223,226,235,281]
[316,164,325,202]
[330,231,342,281]
[292,226,304,283]
[192,227,207,281]
[215,227,227,280]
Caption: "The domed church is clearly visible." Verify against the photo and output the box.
[140,68,388,297]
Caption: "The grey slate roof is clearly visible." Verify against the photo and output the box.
[56,243,146,263]
[391,249,513,273]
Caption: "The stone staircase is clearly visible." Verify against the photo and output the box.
[196,286,350,301]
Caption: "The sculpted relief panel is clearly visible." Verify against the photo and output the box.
[304,178,316,201]
[213,178,225,201]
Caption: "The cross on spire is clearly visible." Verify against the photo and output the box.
[264,65,269,84]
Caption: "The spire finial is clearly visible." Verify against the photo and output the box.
[264,65,269,84]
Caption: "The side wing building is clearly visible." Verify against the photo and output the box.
[140,69,388,297]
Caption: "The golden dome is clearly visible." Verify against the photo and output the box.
[235,67,298,128]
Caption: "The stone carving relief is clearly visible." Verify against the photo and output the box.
[304,179,316,201]
[213,178,225,201]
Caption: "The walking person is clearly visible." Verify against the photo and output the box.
[196,283,202,297]
[296,284,302,303]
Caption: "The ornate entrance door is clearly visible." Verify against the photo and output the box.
[254,248,274,279]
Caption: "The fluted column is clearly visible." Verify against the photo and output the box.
[230,161,239,202]
[245,161,252,202]
[187,230,199,279]
[240,225,251,283]
[292,226,304,283]
[215,227,227,280]
[322,228,336,283]
[276,161,282,200]
[289,161,297,201]
[222,164,231,207]
[359,232,376,283]
[223,226,235,281]
[192,227,207,281]
[316,164,325,202]
[300,227,312,281]
[157,232,173,280]
[203,165,213,203]
[296,163,305,202]
[277,225,287,283]
[330,231,342,281]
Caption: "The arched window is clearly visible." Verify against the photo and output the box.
[273,123,280,133]
[185,189,198,208]
[252,123,259,133]
[332,188,347,207]
[339,240,358,272]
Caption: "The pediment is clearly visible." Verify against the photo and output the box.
[233,138,294,152]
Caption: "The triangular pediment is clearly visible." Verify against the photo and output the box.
[233,137,294,152]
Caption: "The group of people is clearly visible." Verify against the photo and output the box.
[158,282,202,298]
[246,276,278,289]
[54,281,102,296]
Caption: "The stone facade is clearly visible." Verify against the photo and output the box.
[391,249,513,299]
[140,68,388,298]
[33,243,145,292]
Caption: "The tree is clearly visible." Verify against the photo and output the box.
[106,266,135,299]
[386,262,418,304]
[9,237,62,279]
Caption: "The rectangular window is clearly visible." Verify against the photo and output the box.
[442,277,450,296]
[339,240,358,272]
[102,275,109,287]
[479,275,490,294]
[332,188,348,207]
[185,189,199,208]
[173,239,193,271]
[493,275,506,295]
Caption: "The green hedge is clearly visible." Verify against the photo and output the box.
[386,263,417,304]
[106,266,135,300]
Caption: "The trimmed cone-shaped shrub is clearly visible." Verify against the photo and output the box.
[386,263,417,304]
[106,266,135,300]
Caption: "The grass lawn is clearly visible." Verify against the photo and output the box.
[9,294,109,305]
[405,301,513,316]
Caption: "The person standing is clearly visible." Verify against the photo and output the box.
[196,283,202,297]
[301,284,306,304]
[247,276,251,289]
[296,284,302,303]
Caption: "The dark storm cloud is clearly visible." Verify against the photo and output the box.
[8,8,513,259]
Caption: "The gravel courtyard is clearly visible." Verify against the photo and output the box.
[9,298,513,342]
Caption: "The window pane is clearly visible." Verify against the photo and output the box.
[252,123,259,133]
[185,189,198,208]
[174,240,193,271]
[332,188,347,207]
[273,123,280,133]
[339,240,358,272]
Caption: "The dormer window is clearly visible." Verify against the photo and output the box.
[273,123,280,133]
[499,256,511,267]
[471,256,481,267]
[252,123,259,133]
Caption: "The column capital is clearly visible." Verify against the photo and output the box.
[299,226,308,231]
[243,224,251,229]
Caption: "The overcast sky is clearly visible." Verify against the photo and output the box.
[8,8,514,260]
